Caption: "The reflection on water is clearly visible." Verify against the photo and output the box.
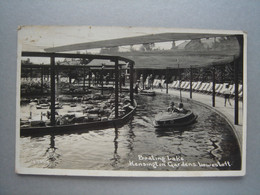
[110,127,120,168]
[44,134,61,168]
[20,93,241,171]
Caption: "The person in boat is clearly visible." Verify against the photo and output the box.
[176,102,188,114]
[167,101,178,113]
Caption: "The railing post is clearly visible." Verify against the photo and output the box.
[119,65,122,94]
[83,66,86,91]
[190,67,193,99]
[41,67,44,94]
[88,68,91,88]
[212,66,216,107]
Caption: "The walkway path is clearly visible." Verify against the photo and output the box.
[152,88,244,151]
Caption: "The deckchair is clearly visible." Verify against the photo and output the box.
[197,82,206,92]
[202,83,210,93]
[204,82,213,94]
[192,82,198,89]
[182,81,189,89]
[197,82,207,93]
[153,75,159,87]
[184,82,191,91]
[194,81,202,92]
[173,80,180,89]
[216,83,224,95]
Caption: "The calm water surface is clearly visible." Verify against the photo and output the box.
[20,93,241,171]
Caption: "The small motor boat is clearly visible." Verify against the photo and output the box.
[36,103,49,109]
[153,110,197,128]
[140,90,156,96]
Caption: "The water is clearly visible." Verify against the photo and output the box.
[19,93,241,171]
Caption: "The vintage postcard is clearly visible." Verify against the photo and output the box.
[16,26,247,177]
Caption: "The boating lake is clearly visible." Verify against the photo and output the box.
[19,93,241,171]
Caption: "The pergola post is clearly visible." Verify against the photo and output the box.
[88,68,91,88]
[47,68,50,81]
[41,67,44,94]
[30,67,33,81]
[114,59,119,118]
[142,72,145,90]
[190,66,193,99]
[166,68,168,94]
[56,63,59,95]
[212,66,216,107]
[119,65,122,93]
[101,65,104,95]
[129,63,134,106]
[178,65,182,102]
[50,56,56,126]
[69,68,72,84]
[83,66,86,91]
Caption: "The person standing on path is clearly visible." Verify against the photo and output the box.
[134,80,141,94]
[149,74,154,89]
[145,74,150,89]
[223,84,232,107]
[158,79,163,91]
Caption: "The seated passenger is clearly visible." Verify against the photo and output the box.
[176,103,188,114]
[167,102,178,113]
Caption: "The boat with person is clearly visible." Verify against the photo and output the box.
[153,63,197,128]
[153,109,197,128]
[139,89,156,96]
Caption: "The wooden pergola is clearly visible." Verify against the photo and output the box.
[21,52,135,126]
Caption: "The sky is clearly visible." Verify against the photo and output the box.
[18,26,192,64]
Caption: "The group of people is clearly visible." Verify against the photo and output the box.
[167,101,188,114]
[134,74,156,94]
[139,74,154,90]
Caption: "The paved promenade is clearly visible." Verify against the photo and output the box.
[152,87,244,151]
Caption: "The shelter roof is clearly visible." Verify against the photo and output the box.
[44,33,241,69]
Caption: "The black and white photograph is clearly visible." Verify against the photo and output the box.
[16,26,246,177]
